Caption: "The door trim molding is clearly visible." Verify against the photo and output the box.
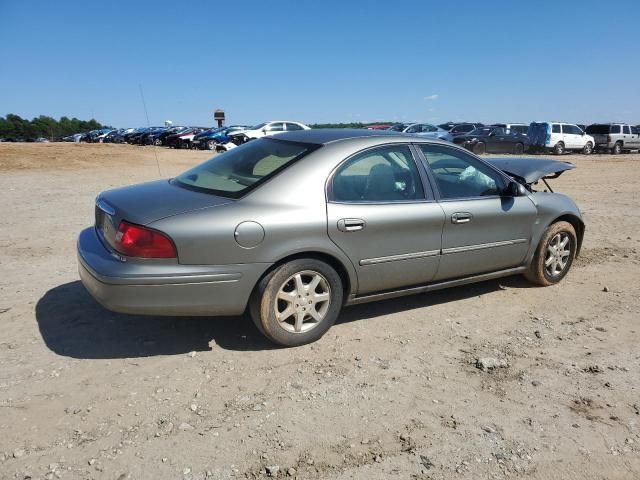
[442,238,527,255]
[346,266,527,306]
[360,249,440,266]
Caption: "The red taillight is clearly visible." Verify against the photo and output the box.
[114,221,177,258]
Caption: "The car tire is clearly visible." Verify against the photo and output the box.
[154,138,162,146]
[249,259,344,347]
[553,142,565,155]
[513,143,524,154]
[524,221,577,287]
[474,142,486,155]
[582,142,593,155]
[611,142,622,154]
[207,140,217,151]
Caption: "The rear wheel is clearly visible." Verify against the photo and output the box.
[553,142,565,155]
[525,221,577,286]
[207,140,217,150]
[582,142,593,155]
[474,142,486,154]
[154,138,162,146]
[513,143,524,154]
[249,259,343,347]
[611,142,623,154]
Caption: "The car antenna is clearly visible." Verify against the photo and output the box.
[139,84,162,176]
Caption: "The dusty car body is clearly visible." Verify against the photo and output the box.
[78,129,584,346]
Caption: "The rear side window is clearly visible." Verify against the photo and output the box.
[632,127,639,135]
[623,125,631,134]
[173,138,319,198]
[332,145,425,202]
[610,125,621,134]
[552,124,561,133]
[286,123,303,131]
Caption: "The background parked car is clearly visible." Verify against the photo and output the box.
[585,123,640,154]
[453,126,527,154]
[527,122,594,155]
[191,125,250,150]
[439,122,484,137]
[396,123,453,142]
[228,121,310,145]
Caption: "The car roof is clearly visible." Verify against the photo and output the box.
[270,128,451,145]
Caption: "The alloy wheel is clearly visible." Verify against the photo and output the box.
[274,270,331,333]
[544,232,571,278]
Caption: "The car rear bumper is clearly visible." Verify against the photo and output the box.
[77,227,270,316]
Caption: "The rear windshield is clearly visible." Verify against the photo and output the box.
[586,124,610,134]
[173,138,319,198]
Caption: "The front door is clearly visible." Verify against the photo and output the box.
[327,144,445,294]
[416,144,537,280]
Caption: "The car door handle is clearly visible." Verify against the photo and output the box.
[337,218,366,232]
[451,212,472,224]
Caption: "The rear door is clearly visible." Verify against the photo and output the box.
[630,126,640,149]
[416,144,536,280]
[622,125,632,148]
[561,124,577,148]
[327,144,445,294]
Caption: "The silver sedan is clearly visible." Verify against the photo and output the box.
[78,129,584,346]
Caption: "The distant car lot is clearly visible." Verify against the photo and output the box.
[32,119,639,156]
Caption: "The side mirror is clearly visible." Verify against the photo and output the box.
[504,181,527,197]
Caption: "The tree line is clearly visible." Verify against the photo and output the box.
[0,114,107,139]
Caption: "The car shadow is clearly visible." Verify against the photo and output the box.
[36,276,533,359]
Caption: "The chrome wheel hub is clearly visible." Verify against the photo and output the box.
[544,233,571,277]
[274,270,331,333]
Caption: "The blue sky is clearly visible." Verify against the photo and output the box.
[1,0,639,127]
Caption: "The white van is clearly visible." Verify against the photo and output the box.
[527,122,595,155]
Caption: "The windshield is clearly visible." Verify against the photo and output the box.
[172,138,319,198]
[388,124,409,132]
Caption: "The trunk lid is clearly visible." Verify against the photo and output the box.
[95,180,231,254]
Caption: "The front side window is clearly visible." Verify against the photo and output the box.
[332,145,424,202]
[286,123,303,131]
[623,125,631,134]
[419,145,505,199]
[267,123,285,132]
[631,127,639,135]
[173,138,318,198]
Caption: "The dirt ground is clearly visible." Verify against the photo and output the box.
[0,143,639,480]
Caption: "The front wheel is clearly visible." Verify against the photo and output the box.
[473,142,486,155]
[513,143,524,154]
[611,142,622,154]
[249,259,343,347]
[207,140,217,150]
[582,142,593,155]
[525,221,577,286]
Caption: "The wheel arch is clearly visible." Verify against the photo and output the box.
[548,213,585,256]
[255,251,355,302]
